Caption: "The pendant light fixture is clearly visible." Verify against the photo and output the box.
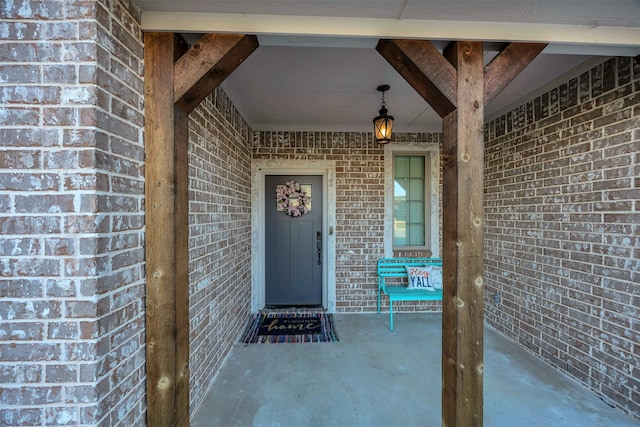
[373,84,394,144]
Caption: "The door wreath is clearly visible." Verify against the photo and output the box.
[276,181,311,217]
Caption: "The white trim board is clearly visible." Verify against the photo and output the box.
[142,12,640,52]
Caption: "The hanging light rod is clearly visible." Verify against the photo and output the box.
[373,84,394,144]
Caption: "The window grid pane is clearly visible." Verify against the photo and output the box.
[393,155,426,247]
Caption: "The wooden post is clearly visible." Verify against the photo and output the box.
[377,39,546,426]
[144,32,179,426]
[144,32,258,426]
[174,105,191,427]
[441,41,485,426]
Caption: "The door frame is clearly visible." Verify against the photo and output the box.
[251,159,336,313]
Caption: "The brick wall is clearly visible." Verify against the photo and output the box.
[188,88,253,415]
[93,1,145,424]
[4,4,636,422]
[252,132,442,313]
[484,57,640,418]
[0,0,145,425]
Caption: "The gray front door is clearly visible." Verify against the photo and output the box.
[265,175,323,306]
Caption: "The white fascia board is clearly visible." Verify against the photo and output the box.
[142,12,640,49]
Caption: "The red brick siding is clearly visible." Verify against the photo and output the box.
[484,57,640,419]
[188,88,253,414]
[252,132,442,313]
[0,0,145,425]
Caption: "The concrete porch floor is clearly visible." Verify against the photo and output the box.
[192,313,639,427]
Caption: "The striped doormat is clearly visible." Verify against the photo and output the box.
[241,312,339,343]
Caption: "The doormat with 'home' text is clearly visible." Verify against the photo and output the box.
[241,312,339,343]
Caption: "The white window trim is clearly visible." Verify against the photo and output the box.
[384,142,441,257]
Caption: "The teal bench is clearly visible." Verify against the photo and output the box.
[377,257,443,331]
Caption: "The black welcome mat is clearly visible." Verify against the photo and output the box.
[241,312,339,343]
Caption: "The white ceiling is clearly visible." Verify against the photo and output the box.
[137,0,640,133]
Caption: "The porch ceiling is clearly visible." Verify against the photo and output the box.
[137,0,640,133]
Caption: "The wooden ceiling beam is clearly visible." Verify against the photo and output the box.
[484,42,547,105]
[173,34,259,112]
[376,39,457,118]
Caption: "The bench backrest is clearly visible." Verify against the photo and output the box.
[377,257,443,278]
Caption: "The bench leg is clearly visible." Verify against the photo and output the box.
[389,300,394,331]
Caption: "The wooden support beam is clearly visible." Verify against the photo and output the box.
[174,107,190,426]
[145,31,258,426]
[376,39,457,118]
[144,31,179,426]
[378,39,546,426]
[173,33,191,427]
[441,41,485,427]
[174,34,259,113]
[484,43,547,105]
[378,38,485,424]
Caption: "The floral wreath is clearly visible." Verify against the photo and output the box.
[276,181,311,217]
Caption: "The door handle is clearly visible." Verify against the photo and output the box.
[316,231,322,265]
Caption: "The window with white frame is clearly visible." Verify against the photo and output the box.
[393,154,430,248]
[384,144,440,257]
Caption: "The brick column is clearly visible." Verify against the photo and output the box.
[1,1,145,425]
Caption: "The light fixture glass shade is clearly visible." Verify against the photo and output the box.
[373,84,394,144]
[373,106,394,144]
